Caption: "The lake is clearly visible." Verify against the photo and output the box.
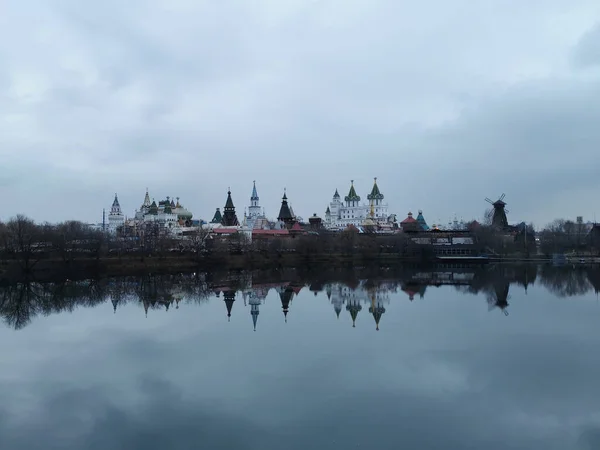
[1,264,600,449]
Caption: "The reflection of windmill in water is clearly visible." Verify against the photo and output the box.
[487,281,511,316]
[485,193,509,230]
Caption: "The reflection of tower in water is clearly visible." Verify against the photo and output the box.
[487,282,510,315]
[249,296,261,331]
[223,290,235,322]
[346,299,362,327]
[279,287,294,322]
[368,293,386,331]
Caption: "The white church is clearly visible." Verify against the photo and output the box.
[324,178,393,229]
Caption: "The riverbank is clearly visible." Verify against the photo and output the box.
[4,252,598,284]
[0,252,416,283]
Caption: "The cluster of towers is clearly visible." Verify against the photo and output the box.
[209,182,301,230]
[325,178,392,229]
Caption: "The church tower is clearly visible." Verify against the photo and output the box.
[277,189,295,228]
[108,193,125,234]
[345,180,361,208]
[248,181,261,218]
[221,189,239,226]
[367,177,389,222]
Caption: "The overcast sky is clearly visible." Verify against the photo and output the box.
[2,0,600,227]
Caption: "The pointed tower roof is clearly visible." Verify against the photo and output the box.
[211,208,222,223]
[251,180,259,201]
[149,200,158,215]
[367,177,384,200]
[345,180,361,202]
[222,189,239,226]
[416,210,430,231]
[277,189,294,221]
[112,193,120,208]
[225,189,235,209]
[326,206,331,214]
[142,188,151,207]
[333,188,340,199]
[163,199,172,214]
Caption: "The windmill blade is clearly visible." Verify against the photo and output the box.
[499,193,506,201]
[485,198,494,204]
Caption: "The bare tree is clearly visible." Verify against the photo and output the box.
[6,215,41,272]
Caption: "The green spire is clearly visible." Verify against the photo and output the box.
[367,177,384,200]
[211,208,222,223]
[345,180,361,202]
[149,200,158,215]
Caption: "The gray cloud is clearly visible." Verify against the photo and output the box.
[1,1,600,225]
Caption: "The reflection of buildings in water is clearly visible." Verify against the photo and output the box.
[369,294,386,331]
[223,290,235,321]
[278,286,294,322]
[329,281,390,321]
[487,283,510,315]
[401,284,427,301]
[249,295,261,331]
[346,299,362,327]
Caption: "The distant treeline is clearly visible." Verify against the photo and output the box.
[0,214,598,281]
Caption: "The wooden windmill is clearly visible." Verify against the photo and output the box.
[485,193,509,229]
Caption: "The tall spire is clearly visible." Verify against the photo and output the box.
[110,193,123,215]
[277,189,294,225]
[251,180,259,201]
[211,208,222,223]
[143,188,151,207]
[248,181,262,220]
[222,189,239,226]
[345,180,360,202]
[367,177,384,201]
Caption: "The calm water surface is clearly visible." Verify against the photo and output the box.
[2,265,600,449]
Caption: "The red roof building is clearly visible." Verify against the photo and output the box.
[400,212,420,232]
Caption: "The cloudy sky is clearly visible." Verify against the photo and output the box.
[1,0,600,227]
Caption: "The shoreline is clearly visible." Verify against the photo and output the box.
[2,252,597,284]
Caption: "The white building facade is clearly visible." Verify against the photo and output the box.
[131,189,193,232]
[324,179,390,229]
